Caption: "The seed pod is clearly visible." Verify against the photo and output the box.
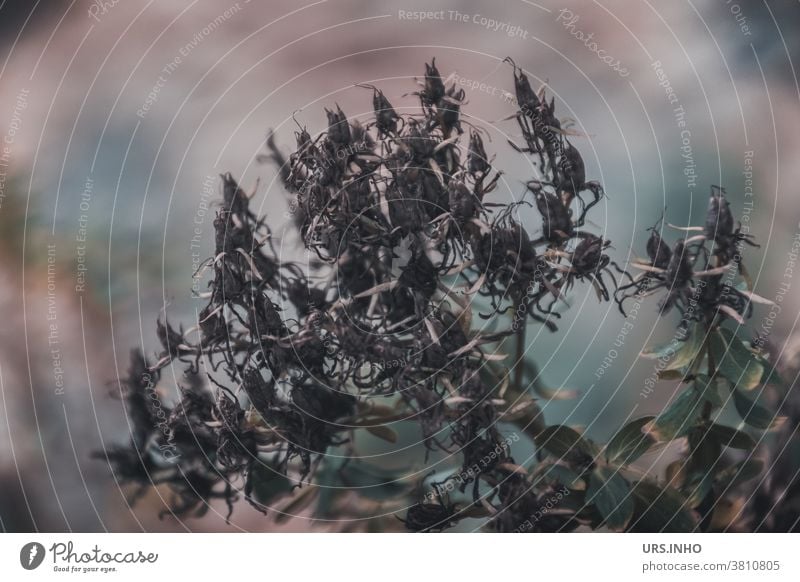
[371,87,398,135]
[386,181,423,234]
[121,349,161,449]
[507,58,540,113]
[704,186,734,241]
[221,172,250,217]
[399,247,437,300]
[325,105,351,145]
[241,368,277,416]
[403,120,436,160]
[422,58,446,106]
[541,96,560,130]
[467,130,490,175]
[535,189,572,241]
[448,178,476,223]
[571,234,608,275]
[156,318,185,358]
[646,226,672,269]
[665,240,694,288]
[558,141,586,197]
[438,87,464,134]
[295,126,312,151]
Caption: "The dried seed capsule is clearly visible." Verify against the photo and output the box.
[422,58,445,106]
[437,86,464,134]
[534,189,572,241]
[467,130,490,175]
[371,87,399,135]
[156,318,185,357]
[399,247,437,300]
[507,58,540,113]
[221,172,250,217]
[325,105,351,145]
[403,120,436,160]
[704,186,735,242]
[646,226,672,269]
[665,240,694,288]
[571,234,609,275]
[448,178,476,223]
[558,141,586,196]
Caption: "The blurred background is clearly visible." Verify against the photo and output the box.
[0,0,799,531]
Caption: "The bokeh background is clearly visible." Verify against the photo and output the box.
[1,0,799,531]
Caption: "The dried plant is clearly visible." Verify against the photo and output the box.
[97,58,782,532]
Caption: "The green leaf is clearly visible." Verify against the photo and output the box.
[657,369,685,381]
[732,387,785,430]
[629,481,698,532]
[539,463,586,491]
[751,351,786,390]
[759,364,785,390]
[535,425,596,461]
[706,423,756,450]
[640,323,704,371]
[606,416,656,465]
[688,426,722,477]
[587,466,634,531]
[710,327,763,390]
[644,385,703,442]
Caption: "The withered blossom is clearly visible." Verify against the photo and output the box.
[98,58,771,533]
